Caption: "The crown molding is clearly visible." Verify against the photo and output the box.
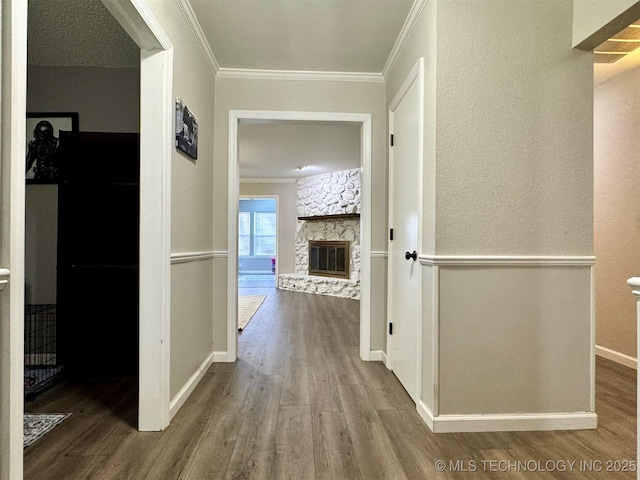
[382,0,427,80]
[175,0,219,74]
[240,178,297,184]
[216,67,385,83]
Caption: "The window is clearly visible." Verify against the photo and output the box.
[238,212,251,256]
[254,212,276,255]
[238,198,277,257]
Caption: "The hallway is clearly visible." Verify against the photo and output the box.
[24,288,635,479]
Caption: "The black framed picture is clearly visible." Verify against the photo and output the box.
[26,112,79,184]
[175,98,198,160]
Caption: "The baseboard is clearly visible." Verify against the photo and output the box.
[417,401,597,433]
[381,350,389,369]
[369,350,382,361]
[368,350,390,368]
[417,401,435,431]
[213,351,232,362]
[169,351,214,419]
[595,345,637,370]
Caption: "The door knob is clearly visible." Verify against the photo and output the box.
[405,250,417,261]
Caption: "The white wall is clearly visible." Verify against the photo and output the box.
[146,0,216,400]
[214,77,387,354]
[240,181,297,274]
[387,0,595,427]
[594,66,640,361]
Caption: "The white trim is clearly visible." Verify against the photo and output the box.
[169,351,214,419]
[596,345,638,370]
[417,402,597,433]
[432,265,440,416]
[590,266,596,412]
[174,0,219,74]
[217,68,384,83]
[417,401,435,431]
[419,255,596,267]
[389,57,423,112]
[382,0,428,80]
[369,350,391,369]
[370,251,388,259]
[106,2,175,433]
[213,351,231,363]
[229,110,373,364]
[628,277,640,296]
[170,251,215,264]
[0,269,9,292]
[1,2,28,477]
[381,350,390,369]
[213,250,228,258]
[240,178,296,184]
[101,0,171,50]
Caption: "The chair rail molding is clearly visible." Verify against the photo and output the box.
[0,269,9,292]
[419,255,595,267]
[170,251,216,264]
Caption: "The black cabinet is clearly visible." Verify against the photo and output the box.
[56,132,139,376]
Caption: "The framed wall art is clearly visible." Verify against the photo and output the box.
[26,112,79,184]
[175,98,198,160]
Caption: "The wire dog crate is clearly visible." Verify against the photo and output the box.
[24,304,63,398]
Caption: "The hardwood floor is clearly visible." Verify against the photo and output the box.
[25,287,636,479]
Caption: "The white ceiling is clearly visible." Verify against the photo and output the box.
[27,0,138,68]
[189,0,414,73]
[239,121,361,179]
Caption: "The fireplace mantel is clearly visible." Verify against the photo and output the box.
[297,213,360,221]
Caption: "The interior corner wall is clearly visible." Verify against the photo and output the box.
[387,0,595,424]
[214,77,387,354]
[594,67,640,360]
[146,0,215,400]
[240,182,297,274]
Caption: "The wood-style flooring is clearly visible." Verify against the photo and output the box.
[25,287,636,479]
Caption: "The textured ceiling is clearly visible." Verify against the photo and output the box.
[190,0,414,72]
[28,0,139,68]
[239,122,361,179]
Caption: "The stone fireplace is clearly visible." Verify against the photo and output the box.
[278,168,361,299]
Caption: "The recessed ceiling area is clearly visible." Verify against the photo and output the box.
[594,19,640,85]
[189,0,414,72]
[594,21,640,64]
[239,121,361,179]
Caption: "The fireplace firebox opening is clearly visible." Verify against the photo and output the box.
[309,240,350,279]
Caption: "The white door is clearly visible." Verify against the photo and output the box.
[388,60,423,403]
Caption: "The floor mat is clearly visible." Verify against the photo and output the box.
[24,413,70,448]
[238,295,266,330]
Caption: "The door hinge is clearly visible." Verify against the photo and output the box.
[389,323,393,335]
[389,228,394,241]
[390,134,394,147]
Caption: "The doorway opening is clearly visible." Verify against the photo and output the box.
[23,1,141,441]
[228,111,373,362]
